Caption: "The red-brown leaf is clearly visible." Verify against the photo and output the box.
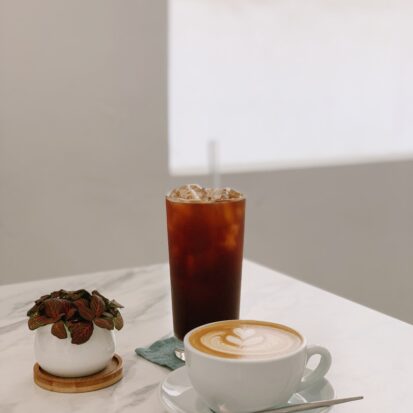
[92,290,109,304]
[94,317,114,330]
[66,307,77,320]
[60,299,72,313]
[73,298,88,306]
[60,299,77,320]
[73,299,95,321]
[69,289,91,301]
[27,303,39,317]
[114,312,124,330]
[43,299,65,320]
[35,294,51,304]
[51,321,67,339]
[90,294,105,317]
[68,321,94,344]
[28,314,54,330]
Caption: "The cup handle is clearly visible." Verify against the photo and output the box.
[297,344,332,391]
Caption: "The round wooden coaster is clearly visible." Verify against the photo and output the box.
[33,354,123,393]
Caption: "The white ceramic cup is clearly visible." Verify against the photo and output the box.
[184,321,332,413]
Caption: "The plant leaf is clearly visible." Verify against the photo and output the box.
[28,314,54,330]
[114,312,124,330]
[60,299,77,320]
[68,321,94,344]
[43,298,65,320]
[51,320,67,339]
[73,299,95,321]
[92,290,110,305]
[69,289,91,301]
[35,294,51,305]
[90,295,105,317]
[27,303,40,317]
[66,307,77,320]
[94,317,114,330]
[107,307,118,317]
[109,299,124,309]
[102,311,114,318]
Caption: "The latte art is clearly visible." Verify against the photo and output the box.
[201,327,298,357]
[189,320,303,359]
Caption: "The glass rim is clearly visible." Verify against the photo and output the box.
[165,194,245,204]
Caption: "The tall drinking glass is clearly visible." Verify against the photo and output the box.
[166,185,246,340]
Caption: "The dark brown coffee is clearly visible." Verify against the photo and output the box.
[166,184,245,340]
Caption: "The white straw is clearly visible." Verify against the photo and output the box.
[208,139,220,188]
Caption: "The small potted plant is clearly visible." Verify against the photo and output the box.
[27,289,124,377]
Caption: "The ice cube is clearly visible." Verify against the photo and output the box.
[168,184,207,201]
[207,187,243,201]
[168,185,243,202]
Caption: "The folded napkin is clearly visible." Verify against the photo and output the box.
[135,336,185,370]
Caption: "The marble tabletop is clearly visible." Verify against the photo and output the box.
[0,260,412,413]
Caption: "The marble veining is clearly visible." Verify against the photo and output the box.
[0,260,412,412]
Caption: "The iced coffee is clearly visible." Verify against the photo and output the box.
[166,184,245,340]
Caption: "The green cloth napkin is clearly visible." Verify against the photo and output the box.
[135,336,185,370]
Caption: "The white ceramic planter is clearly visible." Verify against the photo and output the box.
[35,325,115,377]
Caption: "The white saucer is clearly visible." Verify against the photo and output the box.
[159,366,335,413]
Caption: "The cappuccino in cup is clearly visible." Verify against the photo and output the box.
[184,320,332,413]
[189,320,302,359]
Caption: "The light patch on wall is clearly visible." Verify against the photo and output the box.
[169,0,413,175]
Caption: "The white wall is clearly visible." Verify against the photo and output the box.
[0,0,168,284]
